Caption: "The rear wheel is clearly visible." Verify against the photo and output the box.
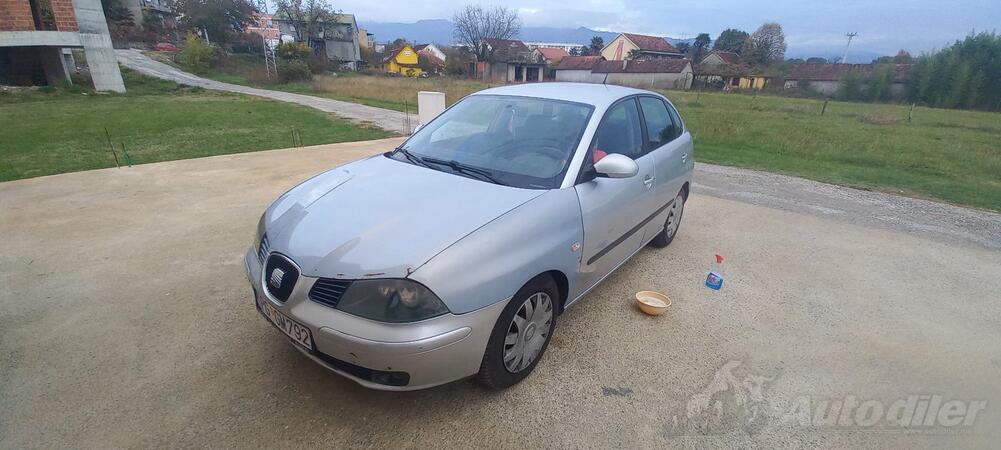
[477,274,558,389]
[649,191,686,248]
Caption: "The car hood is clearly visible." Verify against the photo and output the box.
[264,155,544,279]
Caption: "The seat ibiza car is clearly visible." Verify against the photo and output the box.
[246,83,694,390]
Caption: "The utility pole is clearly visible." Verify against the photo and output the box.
[840,32,857,64]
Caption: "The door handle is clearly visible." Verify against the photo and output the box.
[681,153,688,163]
[643,175,654,188]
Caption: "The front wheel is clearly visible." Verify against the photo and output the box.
[649,190,686,248]
[477,274,558,390]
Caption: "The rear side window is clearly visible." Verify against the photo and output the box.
[666,102,684,139]
[639,97,674,148]
[593,99,644,159]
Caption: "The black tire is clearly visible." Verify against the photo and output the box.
[649,190,687,248]
[477,274,559,390]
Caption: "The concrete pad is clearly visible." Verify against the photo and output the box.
[2,138,1000,448]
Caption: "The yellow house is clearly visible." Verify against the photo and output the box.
[380,44,422,77]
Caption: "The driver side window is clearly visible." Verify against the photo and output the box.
[592,99,644,161]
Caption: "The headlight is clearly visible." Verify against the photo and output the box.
[336,279,450,323]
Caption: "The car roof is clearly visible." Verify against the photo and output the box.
[470,82,656,110]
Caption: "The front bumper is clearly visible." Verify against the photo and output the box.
[245,247,507,391]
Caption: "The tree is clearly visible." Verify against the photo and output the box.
[675,42,690,55]
[867,64,896,102]
[569,46,582,56]
[100,0,133,42]
[806,57,828,64]
[893,50,913,64]
[626,48,642,60]
[173,0,258,45]
[744,22,787,65]
[589,36,604,55]
[906,31,1001,111]
[690,32,711,61]
[274,0,339,43]
[444,46,473,76]
[713,28,749,53]
[452,5,521,61]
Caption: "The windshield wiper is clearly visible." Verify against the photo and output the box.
[394,147,431,168]
[421,156,507,186]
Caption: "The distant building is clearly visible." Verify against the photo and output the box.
[246,13,279,47]
[414,43,446,62]
[0,0,125,91]
[700,50,741,66]
[357,27,373,49]
[783,63,911,96]
[274,13,362,70]
[125,0,175,30]
[535,47,569,65]
[554,57,693,90]
[591,59,693,89]
[554,55,604,82]
[379,44,422,76]
[695,51,770,90]
[600,33,683,61]
[525,42,584,53]
[469,38,547,83]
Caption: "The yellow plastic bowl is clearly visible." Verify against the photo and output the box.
[635,291,672,316]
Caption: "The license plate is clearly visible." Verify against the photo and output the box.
[261,300,313,350]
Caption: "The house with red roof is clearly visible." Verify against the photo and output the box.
[783,63,912,96]
[469,38,548,82]
[591,59,694,89]
[600,33,684,61]
[554,56,605,82]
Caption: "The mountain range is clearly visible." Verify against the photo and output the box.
[358,19,884,63]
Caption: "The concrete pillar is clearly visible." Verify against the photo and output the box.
[39,47,71,85]
[72,0,125,92]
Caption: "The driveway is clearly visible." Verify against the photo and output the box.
[2,138,1000,448]
[115,49,411,134]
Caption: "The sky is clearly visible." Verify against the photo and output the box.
[322,0,1000,57]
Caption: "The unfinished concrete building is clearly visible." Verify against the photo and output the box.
[0,0,125,91]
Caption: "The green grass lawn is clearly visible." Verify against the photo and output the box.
[81,54,1001,210]
[659,91,1001,211]
[0,69,393,182]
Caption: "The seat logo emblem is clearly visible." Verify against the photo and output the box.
[269,268,285,289]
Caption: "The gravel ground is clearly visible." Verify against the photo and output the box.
[2,138,999,448]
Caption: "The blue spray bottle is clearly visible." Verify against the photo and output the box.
[705,253,725,290]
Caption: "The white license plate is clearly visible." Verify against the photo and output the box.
[261,300,313,350]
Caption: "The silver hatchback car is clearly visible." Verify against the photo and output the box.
[246,83,694,390]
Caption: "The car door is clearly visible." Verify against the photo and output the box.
[638,96,690,210]
[574,98,655,291]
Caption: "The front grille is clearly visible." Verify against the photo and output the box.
[257,233,270,265]
[263,254,299,302]
[308,278,352,308]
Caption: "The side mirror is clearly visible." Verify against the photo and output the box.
[411,123,424,135]
[593,153,639,178]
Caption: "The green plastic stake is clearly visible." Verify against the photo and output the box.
[120,143,133,167]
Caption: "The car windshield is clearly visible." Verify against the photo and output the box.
[391,95,593,189]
